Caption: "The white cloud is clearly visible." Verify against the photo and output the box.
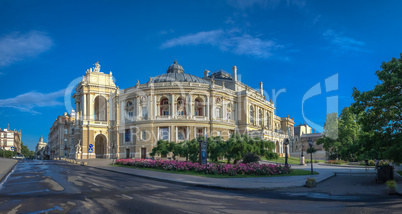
[161,29,283,59]
[161,30,224,48]
[0,31,53,68]
[227,0,306,10]
[323,29,366,52]
[0,89,65,114]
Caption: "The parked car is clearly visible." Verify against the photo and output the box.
[12,155,25,159]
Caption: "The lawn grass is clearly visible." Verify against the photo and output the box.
[397,171,402,176]
[261,156,325,165]
[112,164,318,178]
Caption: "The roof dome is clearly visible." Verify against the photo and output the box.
[152,73,210,84]
[151,60,210,84]
[167,59,185,74]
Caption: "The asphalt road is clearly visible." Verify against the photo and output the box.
[0,160,401,214]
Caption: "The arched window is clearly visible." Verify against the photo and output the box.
[249,106,254,124]
[94,96,107,121]
[259,109,263,126]
[126,101,134,118]
[160,97,169,116]
[195,98,203,116]
[177,97,186,116]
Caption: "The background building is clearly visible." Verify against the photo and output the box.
[51,61,295,159]
[0,126,22,154]
[35,135,47,159]
[292,124,325,159]
[48,111,75,159]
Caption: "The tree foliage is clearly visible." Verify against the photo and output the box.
[150,133,277,164]
[352,54,402,163]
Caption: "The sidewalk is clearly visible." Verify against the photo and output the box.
[0,158,18,182]
[77,159,380,190]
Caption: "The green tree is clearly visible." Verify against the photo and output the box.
[150,140,170,157]
[207,136,226,163]
[352,54,402,163]
[323,112,339,140]
[337,107,361,161]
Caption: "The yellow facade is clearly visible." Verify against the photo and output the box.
[69,61,294,159]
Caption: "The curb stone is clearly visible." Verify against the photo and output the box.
[83,164,330,191]
[0,160,18,182]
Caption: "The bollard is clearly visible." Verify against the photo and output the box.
[83,162,88,166]
[77,161,81,165]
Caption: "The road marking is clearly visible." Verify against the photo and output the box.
[0,164,17,191]
[122,194,133,199]
[26,205,63,214]
[77,176,82,179]
[92,182,100,186]
[9,189,49,195]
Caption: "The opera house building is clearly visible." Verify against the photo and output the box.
[69,60,294,159]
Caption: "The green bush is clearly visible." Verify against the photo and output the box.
[0,150,17,158]
[325,160,348,165]
[265,152,279,160]
[242,153,261,164]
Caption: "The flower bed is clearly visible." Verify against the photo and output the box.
[116,159,292,176]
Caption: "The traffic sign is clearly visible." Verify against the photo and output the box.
[88,148,93,153]
[89,144,93,148]
[11,146,14,151]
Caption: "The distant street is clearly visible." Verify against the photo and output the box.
[0,160,401,213]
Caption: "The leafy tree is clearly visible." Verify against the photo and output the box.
[186,139,200,163]
[150,140,170,157]
[225,133,252,164]
[207,136,226,163]
[337,107,361,161]
[352,54,402,163]
[306,147,316,154]
[0,150,17,158]
[323,112,339,140]
[318,112,340,157]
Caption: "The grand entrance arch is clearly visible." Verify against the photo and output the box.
[95,134,106,158]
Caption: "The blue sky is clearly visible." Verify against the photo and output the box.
[1,0,401,150]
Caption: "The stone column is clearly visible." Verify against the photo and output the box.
[135,97,139,119]
[223,100,227,120]
[212,97,215,119]
[153,95,157,119]
[89,94,94,120]
[170,94,175,117]
[206,96,210,119]
[175,126,178,142]
[189,95,193,117]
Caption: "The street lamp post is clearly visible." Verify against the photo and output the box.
[300,142,305,165]
[284,139,289,166]
[308,138,314,175]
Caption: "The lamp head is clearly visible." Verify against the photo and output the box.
[308,138,313,146]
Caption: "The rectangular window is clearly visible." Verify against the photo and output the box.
[178,130,184,140]
[160,128,169,140]
[142,107,148,118]
[215,108,221,118]
[142,131,146,140]
[128,112,134,117]
[217,131,221,136]
[64,129,68,134]
[125,129,131,142]
[163,110,169,115]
